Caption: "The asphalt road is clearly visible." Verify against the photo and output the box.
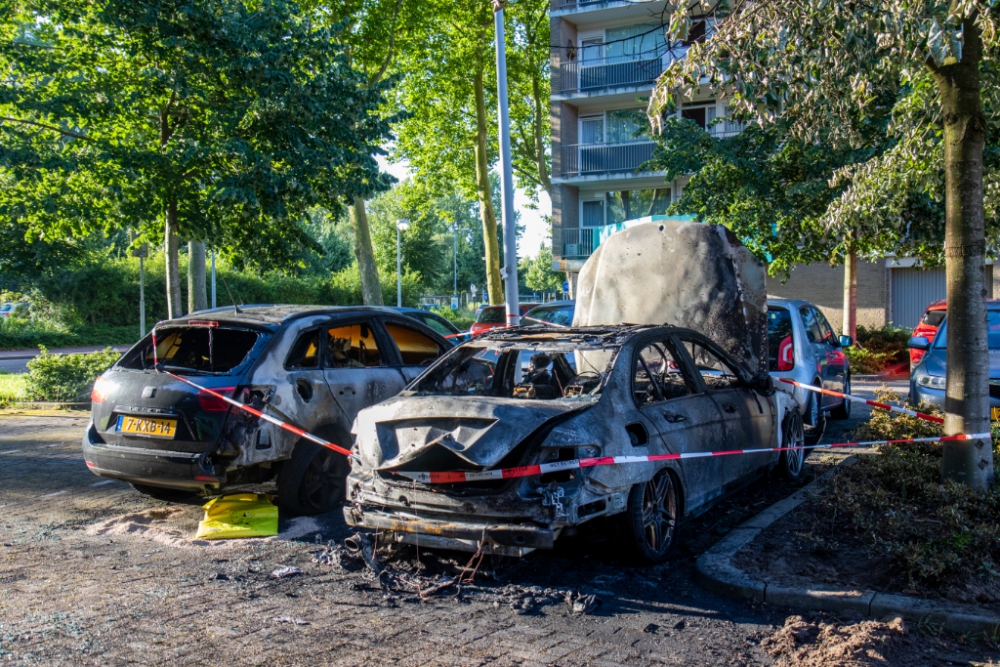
[6,382,990,667]
[0,345,130,373]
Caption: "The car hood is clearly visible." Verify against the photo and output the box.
[919,348,1000,379]
[353,395,595,472]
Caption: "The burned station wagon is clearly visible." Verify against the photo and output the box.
[82,305,449,514]
[345,325,804,563]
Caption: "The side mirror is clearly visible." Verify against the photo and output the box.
[907,336,930,351]
[839,335,854,348]
[752,372,775,396]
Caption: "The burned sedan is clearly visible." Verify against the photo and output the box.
[345,325,804,563]
[82,305,449,514]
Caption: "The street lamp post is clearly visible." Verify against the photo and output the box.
[396,219,410,307]
[453,224,458,297]
[493,0,520,326]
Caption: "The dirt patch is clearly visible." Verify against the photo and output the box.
[85,506,324,549]
[762,613,999,667]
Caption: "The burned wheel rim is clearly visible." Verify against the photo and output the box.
[785,412,806,476]
[300,448,341,512]
[641,470,677,554]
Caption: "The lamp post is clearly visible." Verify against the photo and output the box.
[396,219,410,307]
[493,0,520,326]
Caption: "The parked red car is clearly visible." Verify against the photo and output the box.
[470,303,539,335]
[910,300,947,369]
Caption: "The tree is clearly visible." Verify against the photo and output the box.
[1,0,393,318]
[522,244,563,293]
[653,1,999,487]
[392,0,551,306]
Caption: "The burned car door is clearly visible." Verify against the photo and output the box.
[631,337,728,512]
[677,335,774,486]
[381,319,448,383]
[322,319,407,424]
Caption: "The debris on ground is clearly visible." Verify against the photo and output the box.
[273,616,310,625]
[310,531,599,614]
[270,565,303,579]
[762,614,923,667]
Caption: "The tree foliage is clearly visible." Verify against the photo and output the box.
[0,0,394,272]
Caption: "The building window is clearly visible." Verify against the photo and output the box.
[580,116,604,144]
[606,189,671,223]
[682,21,707,47]
[582,200,605,227]
[606,109,650,143]
[603,24,668,60]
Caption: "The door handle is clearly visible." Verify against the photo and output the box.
[722,403,736,413]
[663,411,686,423]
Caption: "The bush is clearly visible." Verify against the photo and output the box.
[817,387,1000,593]
[844,324,911,374]
[0,371,27,407]
[430,306,476,330]
[25,347,121,402]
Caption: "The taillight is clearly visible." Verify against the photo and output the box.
[91,377,114,403]
[198,387,236,412]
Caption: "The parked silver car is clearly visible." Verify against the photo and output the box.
[766,299,852,436]
[345,324,804,563]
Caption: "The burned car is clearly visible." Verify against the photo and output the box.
[82,306,449,514]
[345,325,804,563]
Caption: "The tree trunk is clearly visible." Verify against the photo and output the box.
[474,69,504,306]
[164,201,182,319]
[930,18,993,489]
[349,196,384,306]
[841,245,857,340]
[187,241,207,313]
[531,75,551,195]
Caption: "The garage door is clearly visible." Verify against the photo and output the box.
[891,267,946,330]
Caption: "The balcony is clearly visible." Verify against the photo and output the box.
[560,53,668,94]
[561,140,657,178]
[561,228,599,258]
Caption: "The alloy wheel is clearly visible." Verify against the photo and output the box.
[785,412,806,477]
[300,448,341,512]
[641,470,677,553]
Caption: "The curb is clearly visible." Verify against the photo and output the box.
[852,374,908,383]
[696,458,1000,638]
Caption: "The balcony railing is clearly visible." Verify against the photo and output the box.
[561,140,657,177]
[555,0,661,9]
[562,228,598,258]
[561,53,668,93]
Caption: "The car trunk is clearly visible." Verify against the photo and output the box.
[89,325,268,454]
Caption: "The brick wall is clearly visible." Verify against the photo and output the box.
[552,184,579,260]
[766,258,890,332]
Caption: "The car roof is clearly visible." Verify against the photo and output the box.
[525,300,575,310]
[476,323,711,344]
[164,304,424,329]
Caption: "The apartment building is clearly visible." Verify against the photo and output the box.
[548,0,995,332]
[550,0,738,292]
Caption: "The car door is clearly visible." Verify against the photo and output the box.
[271,324,338,455]
[321,318,407,424]
[676,335,773,486]
[813,307,847,396]
[630,336,728,512]
[381,319,449,383]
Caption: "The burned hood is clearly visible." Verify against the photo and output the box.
[353,395,594,472]
[573,220,768,373]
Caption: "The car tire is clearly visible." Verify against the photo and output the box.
[618,468,680,565]
[277,440,350,516]
[830,376,851,420]
[130,483,196,502]
[779,410,806,480]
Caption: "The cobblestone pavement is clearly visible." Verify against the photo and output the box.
[0,405,991,666]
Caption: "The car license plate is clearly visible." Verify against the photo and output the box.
[117,415,177,439]
[991,407,1000,422]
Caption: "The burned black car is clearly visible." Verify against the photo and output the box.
[82,306,449,514]
[345,325,804,563]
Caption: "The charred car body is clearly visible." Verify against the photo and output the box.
[345,325,803,563]
[82,306,449,514]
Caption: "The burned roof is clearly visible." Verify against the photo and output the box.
[475,324,665,347]
[159,305,409,329]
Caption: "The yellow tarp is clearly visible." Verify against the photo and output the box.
[195,493,279,540]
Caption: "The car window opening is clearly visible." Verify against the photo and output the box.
[118,327,261,374]
[409,343,615,401]
[327,323,382,368]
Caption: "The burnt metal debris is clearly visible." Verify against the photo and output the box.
[345,323,802,564]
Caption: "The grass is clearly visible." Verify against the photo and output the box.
[0,371,28,407]
[0,319,139,351]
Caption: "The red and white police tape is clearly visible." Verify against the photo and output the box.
[778,378,944,424]
[146,326,983,483]
[388,432,991,485]
[151,327,355,459]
